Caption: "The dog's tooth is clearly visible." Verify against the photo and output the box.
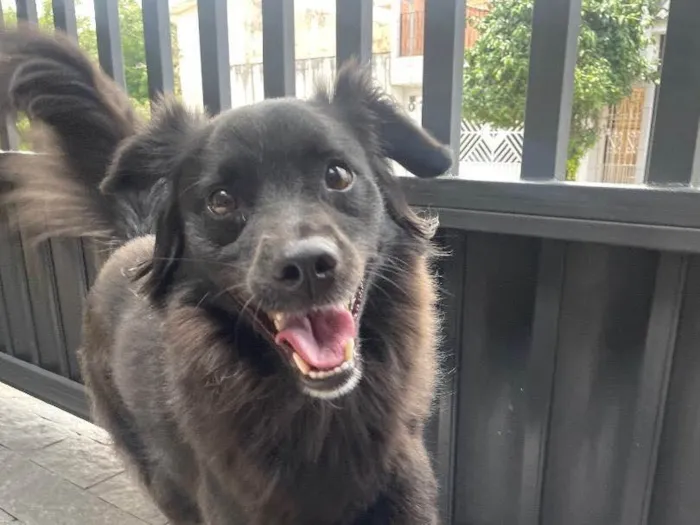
[344,339,355,361]
[271,313,286,331]
[340,361,350,371]
[292,353,311,375]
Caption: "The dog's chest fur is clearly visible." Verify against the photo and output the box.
[162,268,436,522]
[83,237,438,524]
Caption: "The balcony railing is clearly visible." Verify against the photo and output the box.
[400,6,489,57]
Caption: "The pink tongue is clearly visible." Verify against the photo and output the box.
[275,307,356,370]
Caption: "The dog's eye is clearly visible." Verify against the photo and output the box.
[207,189,237,217]
[324,164,354,192]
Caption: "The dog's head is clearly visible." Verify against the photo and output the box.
[102,62,450,399]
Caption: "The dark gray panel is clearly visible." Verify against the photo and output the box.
[426,229,467,524]
[52,0,77,37]
[49,240,87,381]
[1,6,66,373]
[0,268,10,355]
[619,254,686,525]
[646,0,700,185]
[198,0,231,114]
[453,233,540,524]
[262,0,295,98]
[0,211,11,356]
[0,65,17,357]
[516,239,565,525]
[0,211,39,364]
[94,0,126,87]
[421,0,466,171]
[520,0,582,180]
[648,257,700,525]
[0,118,36,364]
[143,0,174,101]
[541,244,657,525]
[19,237,69,374]
[83,242,100,288]
[336,0,372,67]
[50,0,90,379]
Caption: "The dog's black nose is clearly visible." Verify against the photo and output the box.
[275,237,339,295]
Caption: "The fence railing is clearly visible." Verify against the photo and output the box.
[400,5,488,57]
[3,1,700,525]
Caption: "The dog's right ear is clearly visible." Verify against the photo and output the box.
[103,99,208,302]
[101,98,207,194]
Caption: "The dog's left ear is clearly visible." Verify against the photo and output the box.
[101,98,207,194]
[321,61,452,178]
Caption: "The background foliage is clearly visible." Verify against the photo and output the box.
[462,0,661,178]
[3,0,181,125]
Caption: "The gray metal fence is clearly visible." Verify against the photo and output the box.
[2,0,700,524]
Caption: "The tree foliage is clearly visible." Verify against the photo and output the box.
[3,0,181,118]
[462,0,660,178]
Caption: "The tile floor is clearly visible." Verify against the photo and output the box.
[0,382,167,525]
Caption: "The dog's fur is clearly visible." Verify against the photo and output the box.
[0,25,451,525]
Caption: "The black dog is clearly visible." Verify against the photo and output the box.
[0,25,451,524]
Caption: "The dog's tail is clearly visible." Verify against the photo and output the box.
[0,24,147,244]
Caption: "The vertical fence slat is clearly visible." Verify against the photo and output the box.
[48,241,86,380]
[52,0,77,37]
[198,0,231,114]
[13,2,69,374]
[520,0,582,181]
[22,241,70,374]
[49,0,90,381]
[647,256,700,525]
[0,274,10,356]
[0,1,10,358]
[427,230,466,524]
[0,8,37,363]
[421,0,466,175]
[518,239,566,525]
[453,234,541,524]
[262,0,295,98]
[94,0,126,87]
[540,246,657,525]
[143,0,174,102]
[0,203,38,363]
[619,253,685,525]
[336,0,372,67]
[645,0,700,185]
[16,0,38,22]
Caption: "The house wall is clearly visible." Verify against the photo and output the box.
[171,0,393,109]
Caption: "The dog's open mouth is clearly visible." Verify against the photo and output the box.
[262,282,365,399]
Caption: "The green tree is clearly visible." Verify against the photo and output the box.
[3,0,181,119]
[462,0,661,179]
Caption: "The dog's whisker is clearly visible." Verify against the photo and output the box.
[195,291,211,308]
